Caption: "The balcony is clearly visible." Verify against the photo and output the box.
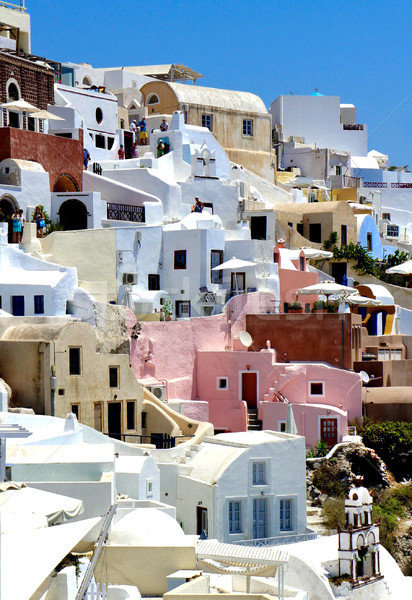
[107,203,145,223]
[199,291,216,305]
[342,124,364,131]
[232,528,317,548]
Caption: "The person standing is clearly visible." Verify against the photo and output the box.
[132,141,139,158]
[32,205,45,238]
[160,119,168,132]
[11,210,21,243]
[118,144,125,160]
[138,117,147,146]
[18,209,25,243]
[83,147,91,170]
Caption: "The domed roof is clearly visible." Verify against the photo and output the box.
[349,486,372,505]
[108,508,185,546]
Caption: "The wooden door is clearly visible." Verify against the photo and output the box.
[242,372,257,407]
[320,418,338,446]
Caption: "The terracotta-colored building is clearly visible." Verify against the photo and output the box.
[246,313,363,369]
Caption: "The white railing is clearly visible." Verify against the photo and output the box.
[200,291,215,304]
[85,583,107,600]
[232,528,317,547]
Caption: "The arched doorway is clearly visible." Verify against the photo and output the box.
[59,199,88,231]
[0,195,18,242]
[53,174,80,193]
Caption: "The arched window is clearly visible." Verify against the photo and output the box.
[7,82,19,101]
[95,107,103,124]
[82,76,92,86]
[147,93,160,105]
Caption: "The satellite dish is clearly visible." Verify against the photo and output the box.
[239,331,253,348]
[360,370,370,384]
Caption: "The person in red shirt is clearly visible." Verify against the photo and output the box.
[118,144,125,160]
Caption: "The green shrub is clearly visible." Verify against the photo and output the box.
[359,421,412,477]
[312,462,345,497]
[323,497,346,529]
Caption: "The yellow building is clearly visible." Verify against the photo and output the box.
[140,81,274,181]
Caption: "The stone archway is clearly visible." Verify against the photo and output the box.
[53,173,80,193]
[59,199,88,231]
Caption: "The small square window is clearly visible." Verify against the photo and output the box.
[58,389,65,396]
[217,377,228,390]
[34,295,44,314]
[243,119,253,136]
[310,382,324,395]
[174,250,187,269]
[109,367,119,388]
[252,462,266,485]
[202,113,213,131]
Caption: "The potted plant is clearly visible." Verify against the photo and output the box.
[288,301,303,313]
[327,301,339,313]
[312,300,328,313]
[162,297,173,321]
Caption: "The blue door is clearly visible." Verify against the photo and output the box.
[12,295,24,316]
[253,498,267,539]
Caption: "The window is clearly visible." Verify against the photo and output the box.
[280,499,293,531]
[107,137,115,150]
[109,367,119,388]
[34,295,44,315]
[253,498,267,538]
[11,296,24,316]
[382,213,390,221]
[217,377,229,390]
[252,462,266,485]
[309,223,322,243]
[58,389,65,396]
[341,224,347,246]
[202,113,213,131]
[95,134,105,149]
[297,223,304,236]
[146,479,153,498]
[7,82,19,101]
[211,249,223,283]
[176,300,191,318]
[228,501,242,533]
[95,107,103,124]
[71,404,80,420]
[127,400,136,430]
[299,256,305,271]
[283,302,289,313]
[141,411,147,429]
[336,166,341,175]
[69,347,81,375]
[148,274,160,290]
[147,94,159,105]
[278,420,286,432]
[310,382,324,396]
[243,119,253,136]
[367,232,372,251]
[174,250,186,269]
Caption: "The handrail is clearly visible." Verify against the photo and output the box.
[0,1,26,11]
[75,503,117,600]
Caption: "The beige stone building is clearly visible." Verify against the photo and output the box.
[0,320,209,444]
[140,80,274,181]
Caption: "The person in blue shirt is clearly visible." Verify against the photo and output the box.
[138,117,147,145]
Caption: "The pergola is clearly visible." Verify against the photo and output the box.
[196,539,289,599]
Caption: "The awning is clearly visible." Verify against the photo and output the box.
[1,516,101,600]
[0,485,84,525]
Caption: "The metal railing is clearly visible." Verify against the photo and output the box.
[232,528,317,548]
[102,432,193,448]
[342,124,364,130]
[200,292,215,304]
[107,203,145,223]
[0,1,26,11]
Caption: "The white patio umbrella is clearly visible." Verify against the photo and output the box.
[299,247,333,259]
[0,99,40,112]
[285,402,298,435]
[341,294,382,306]
[212,256,257,295]
[386,259,412,275]
[27,109,64,121]
[297,280,357,298]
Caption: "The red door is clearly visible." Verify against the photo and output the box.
[320,418,338,446]
[242,372,257,407]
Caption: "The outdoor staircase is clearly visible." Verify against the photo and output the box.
[306,500,335,536]
[247,408,262,431]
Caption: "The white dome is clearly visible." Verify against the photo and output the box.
[108,508,185,546]
[349,486,372,505]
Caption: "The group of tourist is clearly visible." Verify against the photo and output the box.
[11,209,25,243]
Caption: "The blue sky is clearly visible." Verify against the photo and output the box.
[30,0,411,167]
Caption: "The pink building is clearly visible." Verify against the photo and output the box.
[273,246,318,311]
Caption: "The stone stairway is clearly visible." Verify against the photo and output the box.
[247,408,262,431]
[306,500,335,536]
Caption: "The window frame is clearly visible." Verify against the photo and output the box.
[242,118,254,137]
[202,113,213,131]
[228,499,243,534]
[126,400,136,430]
[211,249,223,284]
[252,461,267,486]
[217,376,229,391]
[34,294,44,315]
[279,497,294,532]
[109,366,119,388]
[174,250,187,270]
[308,381,324,397]
[69,347,82,376]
